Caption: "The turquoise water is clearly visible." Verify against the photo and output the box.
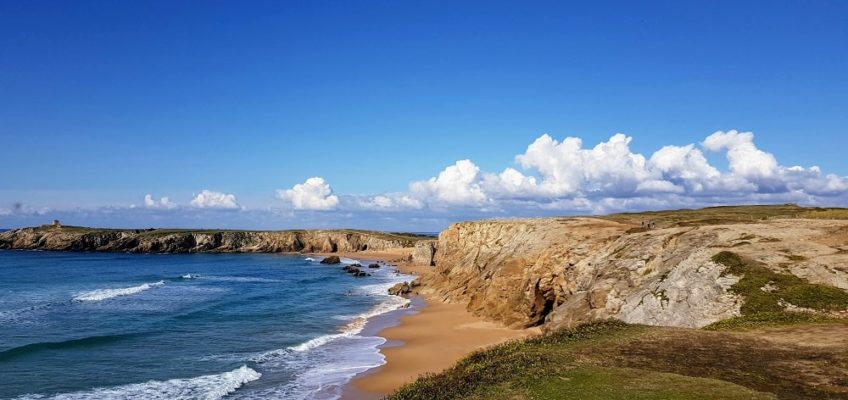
[0,251,412,399]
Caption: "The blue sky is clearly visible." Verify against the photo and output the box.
[1,1,847,230]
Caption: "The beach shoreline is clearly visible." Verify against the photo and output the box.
[320,249,539,400]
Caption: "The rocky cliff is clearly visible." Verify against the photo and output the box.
[412,240,437,266]
[427,209,848,330]
[0,226,422,254]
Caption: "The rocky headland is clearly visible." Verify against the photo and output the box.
[424,205,848,331]
[376,205,848,400]
[0,226,428,254]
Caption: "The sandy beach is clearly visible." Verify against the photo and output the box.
[323,249,538,400]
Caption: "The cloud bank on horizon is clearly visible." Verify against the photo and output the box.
[279,129,848,214]
[3,130,847,230]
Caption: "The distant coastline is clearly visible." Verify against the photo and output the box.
[0,225,431,255]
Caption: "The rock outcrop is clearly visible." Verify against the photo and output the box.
[428,216,848,330]
[0,227,421,254]
[388,280,420,296]
[412,240,437,266]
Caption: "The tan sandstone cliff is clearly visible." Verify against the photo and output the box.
[426,208,848,331]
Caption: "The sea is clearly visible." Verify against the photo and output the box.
[0,250,414,399]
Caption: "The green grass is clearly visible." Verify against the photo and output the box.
[704,311,840,331]
[797,208,848,219]
[712,251,848,315]
[385,319,848,400]
[601,204,848,228]
[387,322,638,400]
[525,366,775,400]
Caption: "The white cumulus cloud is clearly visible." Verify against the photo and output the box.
[409,160,489,206]
[359,194,424,210]
[703,130,779,180]
[276,177,340,210]
[388,130,848,212]
[190,190,240,209]
[143,194,176,209]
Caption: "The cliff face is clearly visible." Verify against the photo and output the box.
[429,217,848,330]
[0,227,419,254]
[412,240,437,266]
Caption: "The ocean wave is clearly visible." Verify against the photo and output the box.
[339,257,360,265]
[280,297,409,355]
[0,333,139,362]
[254,272,412,361]
[72,281,165,302]
[288,332,351,353]
[16,365,260,400]
[304,257,315,262]
[197,276,285,283]
[237,336,385,400]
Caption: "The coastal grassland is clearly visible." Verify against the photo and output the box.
[387,320,848,400]
[711,251,848,317]
[601,204,848,227]
[388,250,848,400]
[797,208,848,220]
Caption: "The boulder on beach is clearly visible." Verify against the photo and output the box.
[320,256,341,264]
[388,282,412,296]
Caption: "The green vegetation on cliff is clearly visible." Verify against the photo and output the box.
[704,251,848,330]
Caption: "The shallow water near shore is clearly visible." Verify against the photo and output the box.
[0,250,413,399]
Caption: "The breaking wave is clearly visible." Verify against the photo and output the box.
[16,365,260,400]
[72,281,165,302]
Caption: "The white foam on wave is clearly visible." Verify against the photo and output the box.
[280,270,413,355]
[288,332,350,352]
[304,257,315,262]
[72,281,165,302]
[235,336,385,400]
[339,257,360,265]
[17,365,260,400]
[240,265,417,399]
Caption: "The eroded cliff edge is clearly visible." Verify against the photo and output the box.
[0,226,425,253]
[426,206,848,330]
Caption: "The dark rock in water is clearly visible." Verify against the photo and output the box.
[368,263,380,269]
[353,270,370,277]
[349,263,363,268]
[320,256,341,264]
[342,265,370,277]
[388,282,412,296]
